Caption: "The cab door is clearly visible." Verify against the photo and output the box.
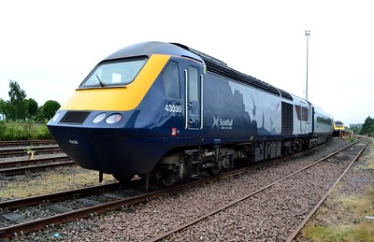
[298,101,309,134]
[184,61,203,130]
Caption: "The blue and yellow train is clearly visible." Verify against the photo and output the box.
[332,120,345,137]
[47,41,333,187]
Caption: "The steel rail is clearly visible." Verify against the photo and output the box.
[285,141,370,242]
[0,146,61,158]
[0,182,123,210]
[0,161,75,175]
[0,155,69,169]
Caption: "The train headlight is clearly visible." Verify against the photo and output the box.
[52,111,61,122]
[93,113,107,123]
[106,113,122,124]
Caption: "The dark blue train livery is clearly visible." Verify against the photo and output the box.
[47,41,333,187]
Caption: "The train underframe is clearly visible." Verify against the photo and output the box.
[142,136,325,189]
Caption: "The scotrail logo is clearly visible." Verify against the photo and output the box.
[211,115,234,130]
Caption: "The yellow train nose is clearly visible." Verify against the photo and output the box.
[61,54,170,111]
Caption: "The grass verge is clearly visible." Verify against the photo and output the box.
[0,167,116,199]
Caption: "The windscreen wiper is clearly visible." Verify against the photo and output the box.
[96,74,104,87]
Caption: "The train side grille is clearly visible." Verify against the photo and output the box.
[281,102,293,135]
[60,111,90,124]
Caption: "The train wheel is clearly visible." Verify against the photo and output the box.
[208,167,222,176]
[156,171,176,188]
[112,172,134,183]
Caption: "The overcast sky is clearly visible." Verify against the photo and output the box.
[1,0,373,126]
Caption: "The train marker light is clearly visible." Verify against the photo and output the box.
[106,113,122,124]
[93,113,107,123]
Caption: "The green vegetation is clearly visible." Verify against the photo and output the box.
[368,143,374,169]
[360,116,374,135]
[0,80,61,122]
[303,223,374,242]
[42,100,61,120]
[303,189,374,242]
[0,120,52,140]
[0,80,61,140]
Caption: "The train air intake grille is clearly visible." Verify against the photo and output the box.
[281,102,293,135]
[60,111,90,124]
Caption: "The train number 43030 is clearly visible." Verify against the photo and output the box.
[165,104,182,113]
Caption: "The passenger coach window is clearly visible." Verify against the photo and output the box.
[189,66,199,101]
[295,105,309,121]
[162,62,181,98]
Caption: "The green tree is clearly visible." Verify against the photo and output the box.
[6,80,27,120]
[9,80,26,102]
[0,98,5,120]
[25,98,38,119]
[35,106,45,122]
[43,100,61,120]
[360,116,374,135]
[0,98,4,113]
[1,100,14,120]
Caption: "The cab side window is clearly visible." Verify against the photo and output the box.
[162,61,181,99]
[188,66,199,102]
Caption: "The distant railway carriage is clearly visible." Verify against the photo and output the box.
[47,41,333,188]
[313,106,333,143]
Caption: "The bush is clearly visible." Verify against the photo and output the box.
[0,120,52,141]
[30,124,52,139]
[2,121,24,140]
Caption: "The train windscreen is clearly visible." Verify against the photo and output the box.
[80,58,147,88]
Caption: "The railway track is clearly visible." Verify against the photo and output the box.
[147,140,369,241]
[0,141,70,175]
[0,155,74,175]
[0,182,127,211]
[0,141,345,240]
[0,145,61,158]
[286,141,369,242]
[0,179,146,239]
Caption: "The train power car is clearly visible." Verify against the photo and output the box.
[332,120,345,137]
[47,41,333,188]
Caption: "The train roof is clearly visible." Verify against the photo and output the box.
[174,43,293,100]
[105,41,204,63]
[105,41,293,100]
